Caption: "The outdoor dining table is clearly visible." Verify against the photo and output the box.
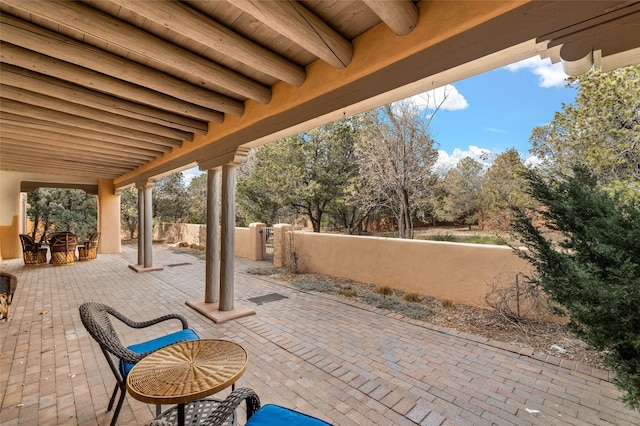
[126,339,248,426]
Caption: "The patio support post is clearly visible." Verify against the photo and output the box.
[137,182,144,266]
[219,163,236,311]
[187,148,254,322]
[143,181,154,268]
[129,180,163,273]
[220,148,249,311]
[205,167,221,303]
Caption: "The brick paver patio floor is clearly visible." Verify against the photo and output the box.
[1,245,638,425]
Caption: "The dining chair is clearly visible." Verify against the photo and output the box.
[18,234,48,266]
[49,232,78,266]
[78,232,101,261]
[79,302,200,426]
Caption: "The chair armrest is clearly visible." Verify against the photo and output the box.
[144,388,261,426]
[202,387,261,426]
[108,306,190,330]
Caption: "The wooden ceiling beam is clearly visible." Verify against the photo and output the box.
[0,15,244,116]
[0,114,170,154]
[0,154,126,177]
[0,44,224,123]
[0,141,144,169]
[232,0,353,69]
[110,0,306,87]
[0,99,184,148]
[0,65,209,134]
[363,0,419,36]
[1,85,193,142]
[0,126,159,160]
[0,137,148,166]
[3,0,272,103]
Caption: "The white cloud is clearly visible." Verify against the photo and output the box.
[182,167,202,186]
[523,155,543,168]
[433,145,492,174]
[504,57,568,88]
[409,84,469,111]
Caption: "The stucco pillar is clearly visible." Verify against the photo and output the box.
[143,182,154,268]
[249,222,266,261]
[129,180,162,273]
[186,148,254,323]
[137,182,145,266]
[97,180,121,254]
[220,163,237,311]
[205,167,221,303]
[273,223,293,267]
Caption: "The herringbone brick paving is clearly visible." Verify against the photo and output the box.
[1,245,638,425]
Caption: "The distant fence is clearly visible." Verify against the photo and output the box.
[153,222,531,309]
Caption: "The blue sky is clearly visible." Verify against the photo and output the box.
[413,56,577,170]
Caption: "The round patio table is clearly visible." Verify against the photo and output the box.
[126,339,248,426]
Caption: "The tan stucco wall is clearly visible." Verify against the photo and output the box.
[154,223,206,246]
[283,231,532,309]
[1,171,26,260]
[153,223,258,261]
[98,180,121,254]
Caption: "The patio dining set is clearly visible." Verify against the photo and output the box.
[79,302,332,426]
[18,231,100,266]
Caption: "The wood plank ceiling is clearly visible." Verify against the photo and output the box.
[0,1,638,183]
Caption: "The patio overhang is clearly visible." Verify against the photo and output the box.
[1,1,639,185]
[1,0,639,261]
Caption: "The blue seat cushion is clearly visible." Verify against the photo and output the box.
[246,404,333,426]
[119,328,199,377]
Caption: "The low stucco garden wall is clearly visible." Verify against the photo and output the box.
[153,222,531,309]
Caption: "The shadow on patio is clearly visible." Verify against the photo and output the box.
[1,245,637,425]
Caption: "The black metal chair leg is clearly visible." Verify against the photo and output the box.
[110,385,127,426]
[107,383,119,411]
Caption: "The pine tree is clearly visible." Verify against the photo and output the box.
[512,166,640,409]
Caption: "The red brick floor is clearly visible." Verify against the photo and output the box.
[1,245,638,425]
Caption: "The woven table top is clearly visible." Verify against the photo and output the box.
[126,339,248,405]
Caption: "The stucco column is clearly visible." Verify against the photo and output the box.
[219,163,236,311]
[98,180,121,254]
[205,167,221,303]
[143,181,154,268]
[129,180,162,273]
[137,182,145,266]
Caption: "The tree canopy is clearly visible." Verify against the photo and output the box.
[512,166,640,409]
[529,65,639,199]
[27,188,97,242]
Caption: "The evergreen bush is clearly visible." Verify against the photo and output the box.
[512,166,640,410]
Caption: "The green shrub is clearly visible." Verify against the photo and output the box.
[338,288,358,297]
[361,294,432,320]
[292,277,335,293]
[512,166,640,410]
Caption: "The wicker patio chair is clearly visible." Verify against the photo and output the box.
[145,388,261,426]
[146,388,332,426]
[78,232,100,261]
[49,232,78,266]
[79,302,200,426]
[0,272,18,320]
[18,234,48,266]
